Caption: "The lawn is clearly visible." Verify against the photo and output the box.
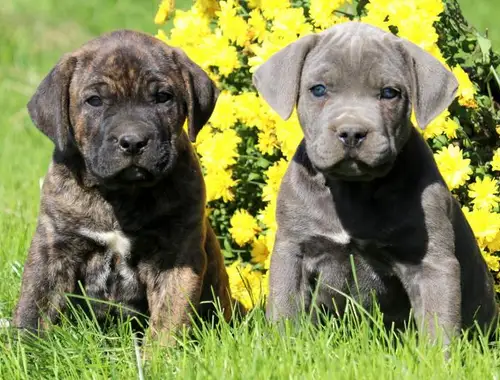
[0,0,499,379]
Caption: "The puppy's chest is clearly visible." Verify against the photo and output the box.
[315,206,427,263]
[327,192,427,261]
[79,229,144,303]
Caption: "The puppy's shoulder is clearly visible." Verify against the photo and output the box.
[277,140,329,207]
[40,160,113,229]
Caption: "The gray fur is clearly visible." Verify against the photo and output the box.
[253,22,498,345]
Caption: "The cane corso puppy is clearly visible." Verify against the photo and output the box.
[253,22,498,345]
[13,30,235,343]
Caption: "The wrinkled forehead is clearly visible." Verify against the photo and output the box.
[72,37,179,92]
[302,26,409,89]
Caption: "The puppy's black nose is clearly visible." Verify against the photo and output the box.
[118,134,149,155]
[337,128,367,148]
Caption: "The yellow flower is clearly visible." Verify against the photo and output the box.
[397,19,439,52]
[248,9,267,42]
[491,148,500,171]
[204,168,238,203]
[197,128,241,169]
[257,129,278,155]
[262,158,288,203]
[309,0,348,29]
[233,92,262,127]
[154,0,175,25]
[217,1,250,47]
[155,29,170,46]
[259,200,278,252]
[251,236,270,264]
[229,209,261,246]
[452,66,477,108]
[275,112,304,160]
[260,0,291,20]
[194,0,220,17]
[168,8,212,47]
[489,232,500,253]
[482,250,500,272]
[271,8,312,43]
[468,176,500,211]
[362,0,444,53]
[434,145,472,190]
[462,207,500,249]
[262,270,270,297]
[200,30,241,76]
[419,109,458,140]
[226,260,264,310]
[209,91,237,131]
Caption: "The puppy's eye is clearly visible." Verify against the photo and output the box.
[155,91,173,104]
[86,96,103,107]
[310,84,327,97]
[380,87,400,100]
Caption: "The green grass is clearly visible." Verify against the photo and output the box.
[460,0,500,49]
[1,0,500,378]
[2,304,500,379]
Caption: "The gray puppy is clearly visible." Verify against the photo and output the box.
[253,22,498,344]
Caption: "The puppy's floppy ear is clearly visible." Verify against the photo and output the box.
[27,54,77,153]
[397,38,458,129]
[252,34,319,121]
[174,48,220,142]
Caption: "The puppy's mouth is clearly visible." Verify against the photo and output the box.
[116,166,155,183]
[102,166,158,189]
[320,158,395,181]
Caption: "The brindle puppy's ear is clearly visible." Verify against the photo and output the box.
[173,48,220,142]
[27,54,77,153]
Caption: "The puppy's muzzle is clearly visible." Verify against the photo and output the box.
[108,121,154,157]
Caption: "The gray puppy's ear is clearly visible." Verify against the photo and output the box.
[252,34,319,120]
[174,48,220,142]
[27,54,77,153]
[397,38,459,129]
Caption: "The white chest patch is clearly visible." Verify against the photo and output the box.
[79,228,132,260]
[330,229,351,245]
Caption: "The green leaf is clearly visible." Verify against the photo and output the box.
[248,172,262,182]
[223,238,233,255]
[256,157,271,168]
[476,33,492,63]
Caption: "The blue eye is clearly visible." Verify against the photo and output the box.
[310,84,327,97]
[380,87,400,99]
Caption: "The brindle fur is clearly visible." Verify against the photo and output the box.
[13,30,236,342]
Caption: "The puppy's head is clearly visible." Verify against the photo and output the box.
[28,30,218,189]
[253,22,458,181]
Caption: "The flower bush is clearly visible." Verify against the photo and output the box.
[155,0,500,310]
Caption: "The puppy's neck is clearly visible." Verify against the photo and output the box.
[52,147,99,189]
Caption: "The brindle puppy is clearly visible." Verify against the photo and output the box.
[13,30,236,343]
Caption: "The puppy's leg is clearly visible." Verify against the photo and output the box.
[13,223,78,332]
[200,223,234,322]
[394,245,461,347]
[144,264,204,346]
[266,238,307,322]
